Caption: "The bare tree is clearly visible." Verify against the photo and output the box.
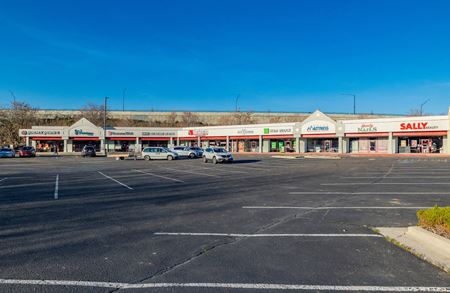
[78,102,108,126]
[0,100,37,146]
[165,112,178,127]
[408,108,423,116]
[181,112,201,127]
[233,111,254,125]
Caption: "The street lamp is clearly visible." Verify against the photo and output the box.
[420,98,431,116]
[235,94,240,112]
[103,96,109,154]
[341,93,356,114]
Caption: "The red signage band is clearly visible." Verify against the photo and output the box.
[345,132,389,137]
[107,137,136,141]
[392,131,447,137]
[70,137,100,141]
[229,135,260,140]
[140,137,171,141]
[200,136,227,141]
[301,133,337,138]
[263,134,294,139]
[30,137,63,141]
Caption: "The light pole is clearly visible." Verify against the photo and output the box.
[235,94,240,112]
[341,93,356,114]
[103,96,109,154]
[122,88,127,112]
[420,98,430,116]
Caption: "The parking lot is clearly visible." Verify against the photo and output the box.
[0,155,450,292]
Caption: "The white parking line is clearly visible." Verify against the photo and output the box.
[54,174,59,199]
[162,167,220,177]
[0,279,448,292]
[154,232,382,237]
[289,191,450,195]
[98,171,133,190]
[243,206,431,210]
[133,169,184,183]
[190,165,248,174]
[341,176,450,179]
[321,182,450,186]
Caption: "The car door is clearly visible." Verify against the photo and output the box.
[157,148,166,159]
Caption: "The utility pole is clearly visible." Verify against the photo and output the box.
[235,94,240,112]
[103,97,109,154]
[122,88,127,112]
[341,93,356,114]
[9,90,17,104]
[420,98,430,116]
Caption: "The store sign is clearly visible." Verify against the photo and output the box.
[20,130,62,136]
[107,131,134,136]
[264,127,293,134]
[357,124,378,132]
[237,128,255,135]
[142,131,177,137]
[188,129,208,136]
[400,122,438,131]
[74,129,94,136]
[302,120,336,134]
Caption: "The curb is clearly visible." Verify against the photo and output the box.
[376,226,450,272]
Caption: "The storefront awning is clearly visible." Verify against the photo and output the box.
[200,136,227,141]
[71,137,100,141]
[141,137,171,141]
[302,134,336,138]
[345,132,389,138]
[31,137,63,140]
[179,137,198,141]
[229,135,260,139]
[393,131,447,137]
[263,134,294,139]
[107,137,136,141]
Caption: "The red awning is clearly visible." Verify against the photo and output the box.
[263,134,294,139]
[393,131,447,137]
[229,135,260,140]
[140,137,171,141]
[107,137,136,141]
[302,133,337,138]
[31,137,63,141]
[179,137,198,141]
[71,137,100,141]
[345,132,389,138]
[200,136,227,141]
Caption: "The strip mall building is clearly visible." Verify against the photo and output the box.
[19,108,450,155]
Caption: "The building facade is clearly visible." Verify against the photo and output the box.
[19,109,450,155]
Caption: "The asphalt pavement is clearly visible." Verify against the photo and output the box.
[0,155,449,292]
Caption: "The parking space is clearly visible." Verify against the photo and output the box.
[0,155,450,292]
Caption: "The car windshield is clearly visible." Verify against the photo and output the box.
[213,148,226,153]
[0,148,11,152]
[23,147,33,150]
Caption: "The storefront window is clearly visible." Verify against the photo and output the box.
[36,140,64,152]
[349,138,388,153]
[270,139,295,152]
[73,141,100,152]
[232,139,259,152]
[142,140,169,148]
[307,139,338,153]
[398,137,443,153]
[108,140,135,152]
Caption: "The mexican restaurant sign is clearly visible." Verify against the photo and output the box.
[20,130,62,136]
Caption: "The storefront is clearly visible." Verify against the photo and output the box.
[396,133,446,154]
[19,110,450,155]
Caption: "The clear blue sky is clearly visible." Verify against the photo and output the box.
[1,0,450,114]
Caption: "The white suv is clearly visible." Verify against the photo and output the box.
[170,146,200,158]
[142,147,178,161]
[203,147,233,164]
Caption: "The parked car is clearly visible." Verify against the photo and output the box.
[81,145,96,157]
[0,148,15,158]
[187,146,204,157]
[170,146,202,158]
[142,147,178,161]
[18,146,36,157]
[203,147,233,164]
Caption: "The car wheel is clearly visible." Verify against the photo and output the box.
[144,155,150,161]
[189,153,195,159]
[167,155,173,161]
[203,156,208,163]
[212,157,217,164]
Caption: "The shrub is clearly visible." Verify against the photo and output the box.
[417,205,450,238]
